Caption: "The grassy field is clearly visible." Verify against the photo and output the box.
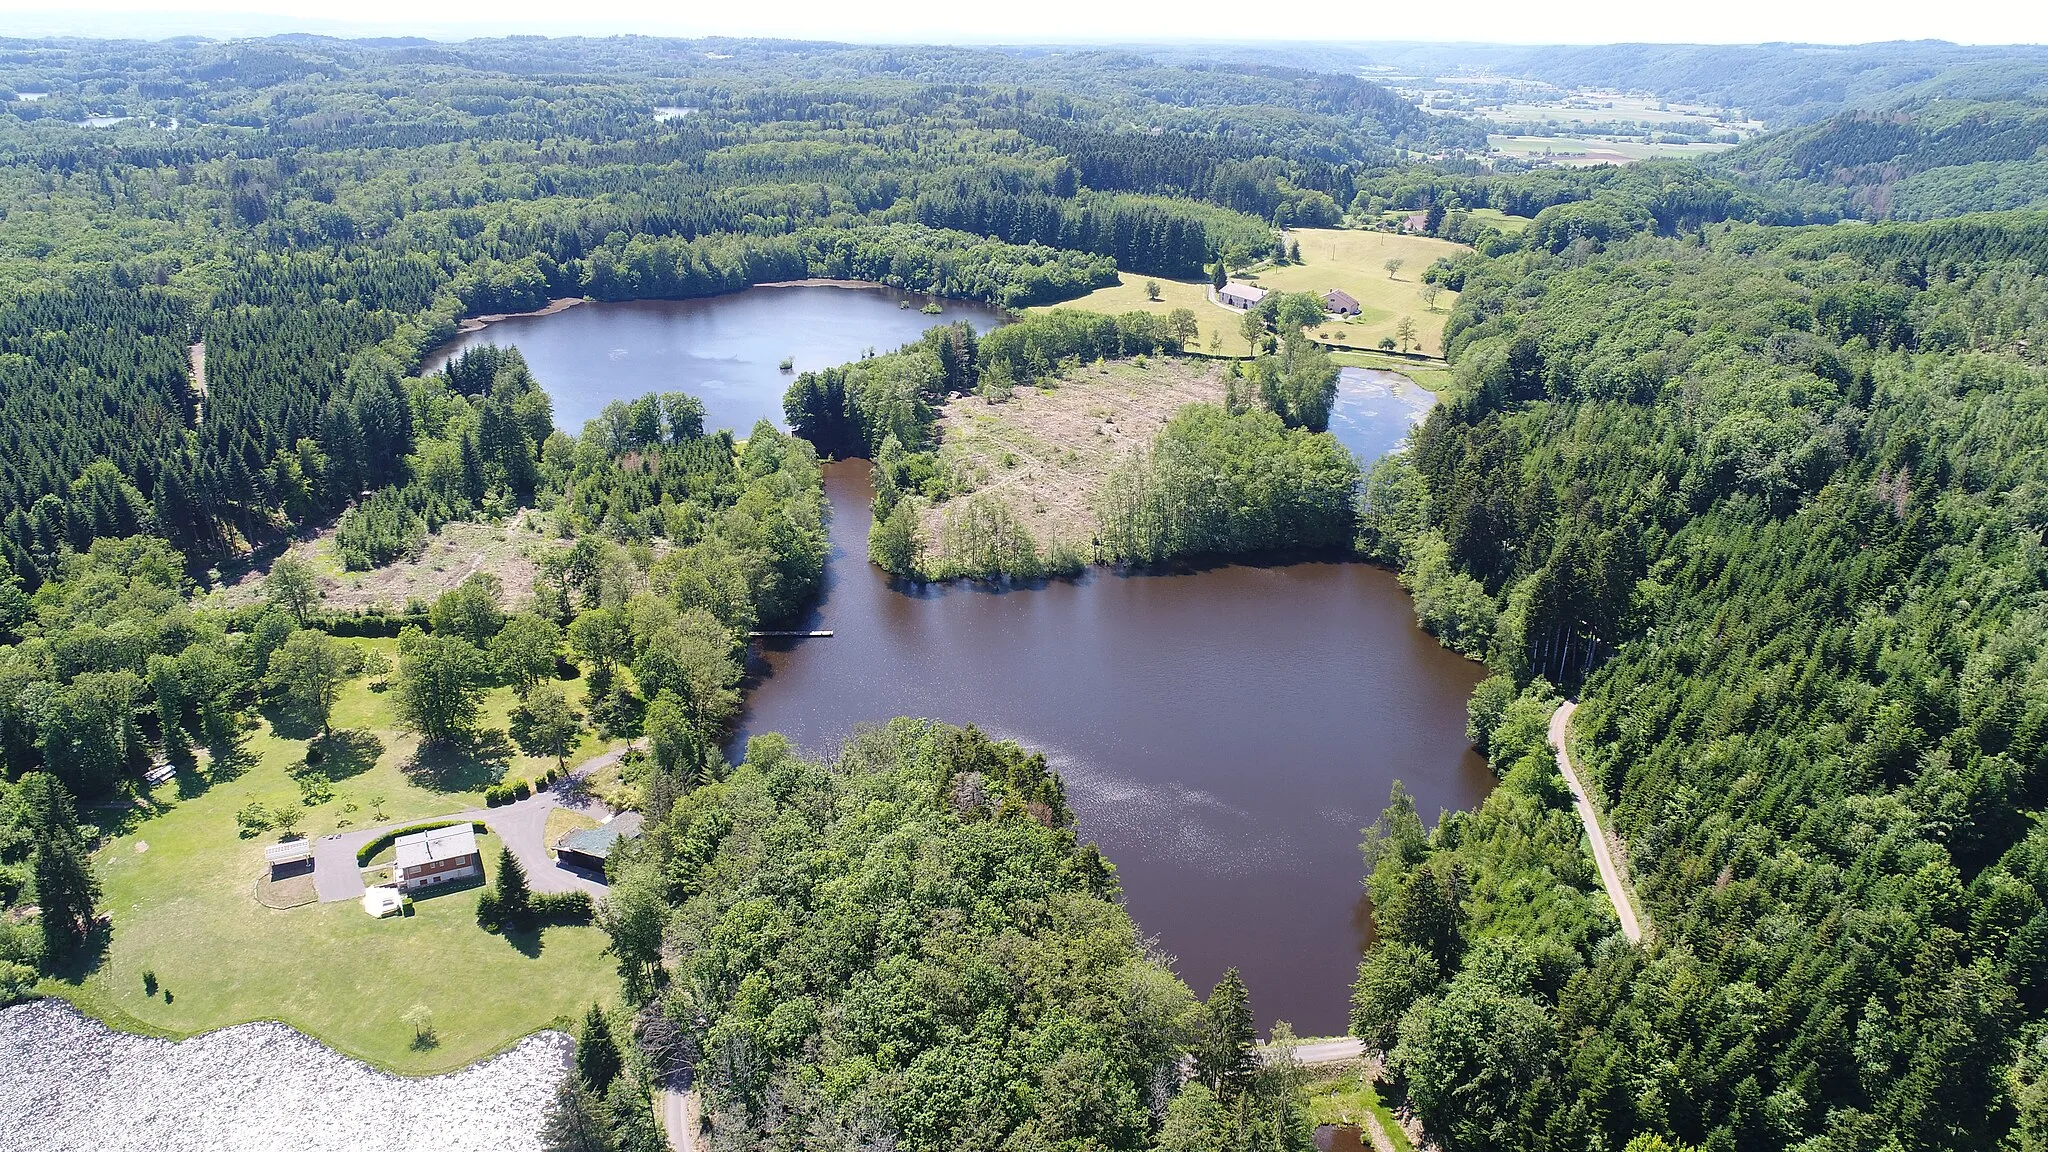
[42,637,621,1073]
[922,357,1226,567]
[1245,228,1465,358]
[1485,134,1736,166]
[1464,207,1530,235]
[1026,274,1256,355]
[1037,228,1466,359]
[1301,1070,1416,1152]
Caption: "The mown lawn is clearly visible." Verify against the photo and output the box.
[1251,228,1466,358]
[42,638,621,1073]
[1029,274,1255,355]
[1036,229,1467,361]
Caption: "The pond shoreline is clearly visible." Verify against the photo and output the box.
[452,295,586,334]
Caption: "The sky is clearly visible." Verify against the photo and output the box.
[0,0,2044,47]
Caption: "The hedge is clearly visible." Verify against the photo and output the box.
[478,888,594,933]
[316,611,431,638]
[356,820,488,866]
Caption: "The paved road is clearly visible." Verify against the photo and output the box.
[1280,1037,1366,1066]
[310,741,640,903]
[1549,702,1644,943]
[660,1087,698,1152]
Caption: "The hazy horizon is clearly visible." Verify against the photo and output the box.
[0,1,2043,48]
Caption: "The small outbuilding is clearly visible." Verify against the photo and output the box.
[392,824,481,892]
[264,837,313,880]
[361,886,404,918]
[1322,289,1361,316]
[554,812,644,875]
[1218,281,1267,310]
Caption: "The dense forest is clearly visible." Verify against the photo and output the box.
[0,32,1464,584]
[1351,198,2048,1149]
[1716,99,2048,220]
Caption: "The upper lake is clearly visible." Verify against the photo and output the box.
[433,286,1487,1033]
[422,284,1011,435]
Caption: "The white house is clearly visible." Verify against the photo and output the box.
[1218,281,1267,310]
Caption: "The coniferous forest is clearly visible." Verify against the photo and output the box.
[7,29,2048,1152]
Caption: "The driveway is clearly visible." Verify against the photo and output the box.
[310,741,639,903]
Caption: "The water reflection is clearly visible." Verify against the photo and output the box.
[734,463,1492,1034]
[421,285,1010,435]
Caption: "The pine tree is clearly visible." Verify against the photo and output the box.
[19,773,100,960]
[1199,968,1257,1100]
[577,1003,623,1093]
[540,1079,614,1152]
[494,843,532,929]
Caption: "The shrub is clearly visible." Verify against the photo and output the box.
[355,820,487,867]
[235,803,275,838]
[476,889,503,932]
[512,779,533,801]
[0,961,34,1007]
[532,890,595,925]
[484,786,509,807]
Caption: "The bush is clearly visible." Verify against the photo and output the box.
[484,786,509,807]
[355,820,487,867]
[532,890,595,925]
[512,779,533,801]
[234,803,275,838]
[0,961,35,1007]
[476,889,503,932]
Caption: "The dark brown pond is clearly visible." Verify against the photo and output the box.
[734,462,1493,1035]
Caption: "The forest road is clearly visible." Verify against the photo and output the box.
[1549,701,1644,944]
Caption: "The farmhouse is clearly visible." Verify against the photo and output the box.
[554,812,644,875]
[391,824,482,891]
[1218,281,1267,310]
[1322,289,1361,316]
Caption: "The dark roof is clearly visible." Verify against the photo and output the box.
[556,812,643,860]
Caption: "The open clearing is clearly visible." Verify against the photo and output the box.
[1039,228,1464,359]
[1252,228,1465,358]
[207,509,560,614]
[44,635,620,1074]
[1028,274,1256,355]
[922,357,1226,565]
[1303,1068,1416,1152]
[1485,134,1736,166]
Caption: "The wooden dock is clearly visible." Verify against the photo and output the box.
[747,630,834,638]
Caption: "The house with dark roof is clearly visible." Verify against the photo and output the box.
[554,812,644,875]
[1322,289,1361,316]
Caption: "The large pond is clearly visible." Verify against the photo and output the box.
[436,285,1484,1033]
[0,1000,570,1151]
[735,463,1490,1033]
[422,284,1012,435]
